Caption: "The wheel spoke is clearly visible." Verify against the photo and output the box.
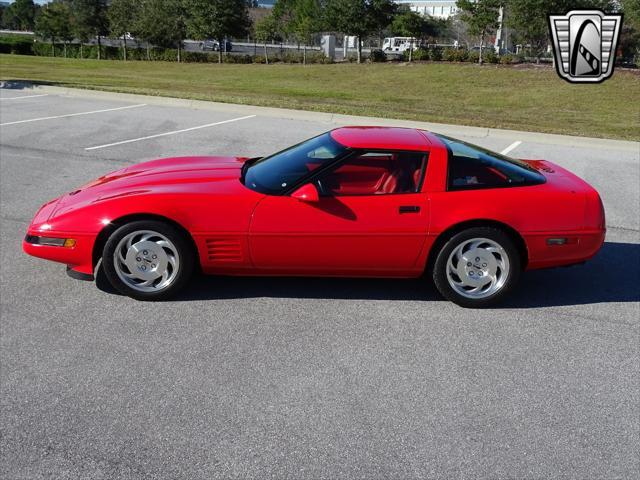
[139,233,154,243]
[467,239,483,251]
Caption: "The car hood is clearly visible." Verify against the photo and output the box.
[49,156,249,218]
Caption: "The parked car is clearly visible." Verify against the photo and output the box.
[23,127,605,307]
[200,39,232,52]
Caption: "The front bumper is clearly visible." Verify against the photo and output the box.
[23,232,96,276]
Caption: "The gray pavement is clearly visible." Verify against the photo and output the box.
[1,86,639,479]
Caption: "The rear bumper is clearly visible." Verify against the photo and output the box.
[524,229,606,270]
[23,232,96,276]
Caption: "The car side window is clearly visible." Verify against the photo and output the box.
[448,154,513,190]
[438,134,545,191]
[317,151,427,196]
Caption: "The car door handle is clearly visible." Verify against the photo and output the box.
[399,206,420,214]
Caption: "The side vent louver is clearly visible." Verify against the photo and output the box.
[205,239,243,263]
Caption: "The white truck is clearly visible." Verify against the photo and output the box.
[382,37,419,55]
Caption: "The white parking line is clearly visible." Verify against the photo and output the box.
[0,94,49,101]
[85,115,257,151]
[500,140,522,155]
[0,104,146,126]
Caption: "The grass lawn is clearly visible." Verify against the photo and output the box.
[1,54,639,140]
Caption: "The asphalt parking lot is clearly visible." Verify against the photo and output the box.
[1,86,638,479]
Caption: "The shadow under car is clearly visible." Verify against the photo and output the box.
[96,241,640,308]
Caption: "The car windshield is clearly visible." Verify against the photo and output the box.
[243,132,348,195]
[434,133,545,189]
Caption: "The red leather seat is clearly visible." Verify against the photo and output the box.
[413,168,422,189]
[380,170,399,193]
[379,167,422,194]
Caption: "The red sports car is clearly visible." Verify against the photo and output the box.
[23,127,605,307]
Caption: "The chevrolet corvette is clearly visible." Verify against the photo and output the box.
[23,127,605,307]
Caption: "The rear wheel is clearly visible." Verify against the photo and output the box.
[432,227,521,308]
[102,220,194,301]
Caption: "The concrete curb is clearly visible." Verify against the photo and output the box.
[5,82,639,152]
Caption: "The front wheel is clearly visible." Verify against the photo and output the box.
[432,227,521,308]
[102,220,195,301]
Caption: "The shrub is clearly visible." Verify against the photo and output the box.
[429,48,443,61]
[152,48,177,62]
[306,51,331,64]
[31,42,50,56]
[402,48,429,61]
[412,48,430,61]
[181,51,215,63]
[280,51,302,63]
[0,36,34,55]
[442,48,467,62]
[483,50,498,64]
[499,54,514,65]
[497,53,524,65]
[466,51,480,63]
[369,49,387,62]
[223,53,253,64]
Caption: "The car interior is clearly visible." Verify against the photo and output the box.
[316,151,426,196]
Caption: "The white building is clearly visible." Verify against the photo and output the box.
[395,1,460,19]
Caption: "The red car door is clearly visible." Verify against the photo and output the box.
[249,151,429,276]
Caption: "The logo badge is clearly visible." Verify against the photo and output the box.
[548,10,623,83]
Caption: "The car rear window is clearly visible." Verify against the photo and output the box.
[435,134,546,191]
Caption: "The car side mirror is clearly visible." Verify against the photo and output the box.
[290,183,319,203]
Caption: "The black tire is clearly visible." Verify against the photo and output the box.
[102,220,195,301]
[432,227,521,308]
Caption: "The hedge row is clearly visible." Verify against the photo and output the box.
[0,37,35,55]
[1,39,333,64]
[369,47,523,65]
[0,37,521,65]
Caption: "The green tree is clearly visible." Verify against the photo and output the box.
[136,0,188,61]
[185,0,251,63]
[273,0,321,64]
[504,0,547,62]
[71,0,109,60]
[254,13,279,64]
[505,0,615,63]
[36,0,73,57]
[2,0,37,31]
[619,0,640,63]
[323,0,396,63]
[456,0,501,64]
[109,0,140,61]
[391,10,425,62]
